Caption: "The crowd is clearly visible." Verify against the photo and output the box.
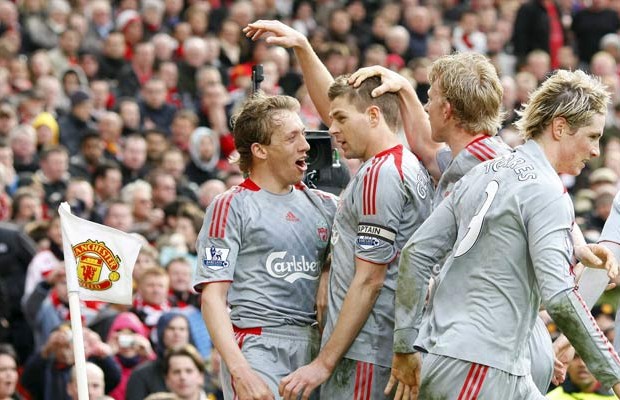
[0,0,619,399]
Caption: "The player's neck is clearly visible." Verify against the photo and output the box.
[362,133,400,161]
[248,169,293,194]
[448,130,488,158]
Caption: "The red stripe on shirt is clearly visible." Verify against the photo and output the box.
[469,141,495,160]
[465,145,487,162]
[209,192,234,238]
[363,157,388,215]
[574,290,620,365]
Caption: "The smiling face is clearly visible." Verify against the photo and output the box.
[260,110,310,187]
[557,113,605,175]
[328,96,370,161]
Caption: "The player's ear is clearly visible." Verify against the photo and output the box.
[551,117,568,140]
[366,105,380,127]
[251,142,268,161]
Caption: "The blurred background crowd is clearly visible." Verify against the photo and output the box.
[1,0,620,398]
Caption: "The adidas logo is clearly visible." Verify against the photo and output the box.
[286,211,300,222]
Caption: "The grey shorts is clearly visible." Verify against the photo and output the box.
[419,353,545,399]
[220,324,320,400]
[320,357,393,400]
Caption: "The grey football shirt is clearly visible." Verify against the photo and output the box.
[193,179,337,328]
[395,140,620,386]
[323,144,433,368]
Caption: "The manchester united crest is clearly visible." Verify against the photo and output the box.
[72,240,122,291]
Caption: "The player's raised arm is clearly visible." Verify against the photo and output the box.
[244,20,334,125]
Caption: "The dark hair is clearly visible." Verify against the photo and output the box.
[163,344,205,375]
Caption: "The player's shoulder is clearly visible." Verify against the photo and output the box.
[294,182,339,209]
[209,179,259,210]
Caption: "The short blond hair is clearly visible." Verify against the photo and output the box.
[515,69,610,140]
[429,52,504,135]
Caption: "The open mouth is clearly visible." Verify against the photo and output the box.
[295,158,307,171]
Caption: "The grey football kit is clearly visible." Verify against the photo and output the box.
[598,192,620,354]
[321,144,433,399]
[424,135,555,393]
[395,140,620,398]
[193,178,337,399]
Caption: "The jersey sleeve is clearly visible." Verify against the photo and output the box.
[193,192,242,291]
[528,195,620,388]
[355,164,405,265]
[394,192,458,353]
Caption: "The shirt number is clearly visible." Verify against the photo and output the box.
[454,180,499,257]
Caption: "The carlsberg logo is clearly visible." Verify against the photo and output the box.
[266,251,319,283]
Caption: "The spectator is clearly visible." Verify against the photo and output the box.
[163,345,213,400]
[92,163,122,215]
[514,1,564,70]
[81,0,113,54]
[547,353,616,398]
[131,267,172,333]
[125,312,194,400]
[33,145,69,209]
[139,78,176,134]
[185,127,222,185]
[116,98,141,136]
[48,28,81,78]
[166,258,199,309]
[0,344,21,400]
[31,112,59,151]
[66,362,106,400]
[572,0,619,66]
[97,32,127,85]
[117,41,155,98]
[102,200,133,232]
[10,124,38,174]
[58,89,95,155]
[68,131,106,180]
[10,188,42,227]
[21,324,121,400]
[119,134,148,186]
[106,312,156,400]
[0,223,36,362]
[196,179,225,210]
[150,170,177,210]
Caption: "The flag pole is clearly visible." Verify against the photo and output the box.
[68,291,89,400]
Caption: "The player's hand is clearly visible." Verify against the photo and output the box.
[349,66,413,98]
[551,335,574,385]
[243,20,307,49]
[575,243,618,280]
[231,365,275,400]
[279,359,331,400]
[384,352,422,400]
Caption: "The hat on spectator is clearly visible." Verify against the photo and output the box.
[32,112,59,142]
[230,63,253,88]
[386,54,405,70]
[116,9,141,32]
[589,167,618,185]
[69,89,91,108]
